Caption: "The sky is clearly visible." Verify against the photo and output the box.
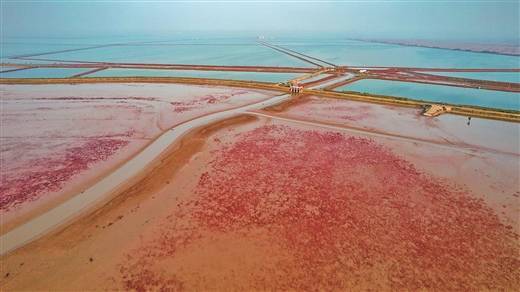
[1,0,519,42]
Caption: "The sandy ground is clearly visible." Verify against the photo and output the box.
[1,106,518,290]
[0,83,277,231]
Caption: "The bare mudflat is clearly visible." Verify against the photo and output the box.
[1,93,518,290]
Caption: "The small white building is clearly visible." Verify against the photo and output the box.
[290,81,303,94]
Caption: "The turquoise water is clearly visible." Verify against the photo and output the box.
[1,36,313,67]
[1,57,65,65]
[428,71,520,83]
[17,44,314,68]
[0,43,88,59]
[2,36,520,110]
[0,68,88,78]
[0,66,17,71]
[273,39,520,69]
[337,79,520,110]
[0,35,171,58]
[90,68,300,82]
[2,37,519,69]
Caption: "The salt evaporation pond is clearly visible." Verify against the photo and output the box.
[428,71,520,83]
[0,66,18,71]
[90,68,300,83]
[2,37,519,69]
[0,68,89,78]
[273,39,520,68]
[337,79,520,110]
[25,44,313,68]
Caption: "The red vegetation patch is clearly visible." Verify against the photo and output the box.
[171,91,247,113]
[120,125,519,290]
[1,139,128,211]
[285,98,375,122]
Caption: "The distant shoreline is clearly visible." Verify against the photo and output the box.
[352,39,520,57]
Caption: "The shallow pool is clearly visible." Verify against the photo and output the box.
[427,71,520,83]
[273,39,520,69]
[90,68,300,83]
[0,68,89,78]
[336,79,520,110]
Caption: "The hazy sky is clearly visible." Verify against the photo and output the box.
[1,0,519,42]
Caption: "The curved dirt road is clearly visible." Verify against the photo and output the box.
[0,92,292,256]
